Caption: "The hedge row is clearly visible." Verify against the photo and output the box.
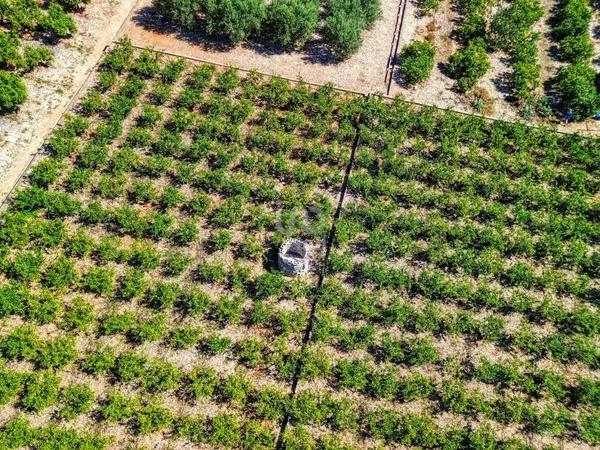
[151,0,381,60]
[551,0,599,120]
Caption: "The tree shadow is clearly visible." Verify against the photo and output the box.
[131,6,341,65]
[131,7,234,52]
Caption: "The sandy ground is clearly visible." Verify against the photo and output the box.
[120,0,400,94]
[0,0,139,203]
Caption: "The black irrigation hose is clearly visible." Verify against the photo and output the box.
[386,0,409,96]
[274,107,364,449]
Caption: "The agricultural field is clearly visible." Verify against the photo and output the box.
[120,0,600,131]
[0,39,599,449]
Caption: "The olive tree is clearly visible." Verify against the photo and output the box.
[399,40,435,84]
[200,0,266,44]
[265,0,320,48]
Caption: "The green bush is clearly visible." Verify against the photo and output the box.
[102,38,134,73]
[0,325,39,361]
[133,49,162,78]
[0,70,27,114]
[448,39,490,91]
[140,360,182,392]
[265,0,320,48]
[186,365,219,399]
[20,371,60,412]
[41,3,77,38]
[98,391,139,422]
[580,410,600,444]
[81,267,114,296]
[23,290,61,324]
[134,404,173,435]
[553,62,599,120]
[100,310,136,335]
[59,384,94,420]
[153,0,203,29]
[168,325,201,349]
[254,271,285,299]
[128,314,167,343]
[489,0,543,51]
[181,289,212,317]
[114,352,147,382]
[117,268,148,301]
[82,346,116,375]
[163,250,193,276]
[399,41,435,84]
[35,335,77,369]
[207,414,242,446]
[558,34,593,62]
[0,417,34,448]
[201,0,266,44]
[322,6,364,60]
[42,256,77,290]
[145,281,181,310]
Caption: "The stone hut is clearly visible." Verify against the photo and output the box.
[278,239,309,276]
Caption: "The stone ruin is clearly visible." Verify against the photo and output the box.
[278,239,309,276]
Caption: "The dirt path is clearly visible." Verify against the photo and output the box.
[0,0,140,203]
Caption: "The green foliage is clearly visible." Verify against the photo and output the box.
[99,391,139,422]
[35,335,77,369]
[103,38,134,73]
[553,62,599,120]
[254,271,285,299]
[134,403,173,435]
[211,229,233,251]
[82,266,114,296]
[265,0,320,48]
[153,0,203,29]
[168,325,201,349]
[201,0,266,43]
[146,281,181,310]
[489,0,543,51]
[141,359,182,392]
[42,255,77,290]
[133,49,162,78]
[399,40,435,84]
[41,3,77,38]
[558,34,593,62]
[0,325,39,360]
[186,365,219,399]
[20,371,60,412]
[128,313,168,343]
[59,384,94,420]
[0,70,27,112]
[322,0,381,59]
[114,351,147,382]
[448,39,490,91]
[163,250,192,276]
[82,346,116,375]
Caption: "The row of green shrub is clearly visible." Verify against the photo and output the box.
[357,96,599,171]
[0,417,109,450]
[151,0,381,59]
[551,0,599,120]
[353,207,596,275]
[0,0,87,113]
[488,0,543,104]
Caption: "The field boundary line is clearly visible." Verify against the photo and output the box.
[274,104,365,449]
